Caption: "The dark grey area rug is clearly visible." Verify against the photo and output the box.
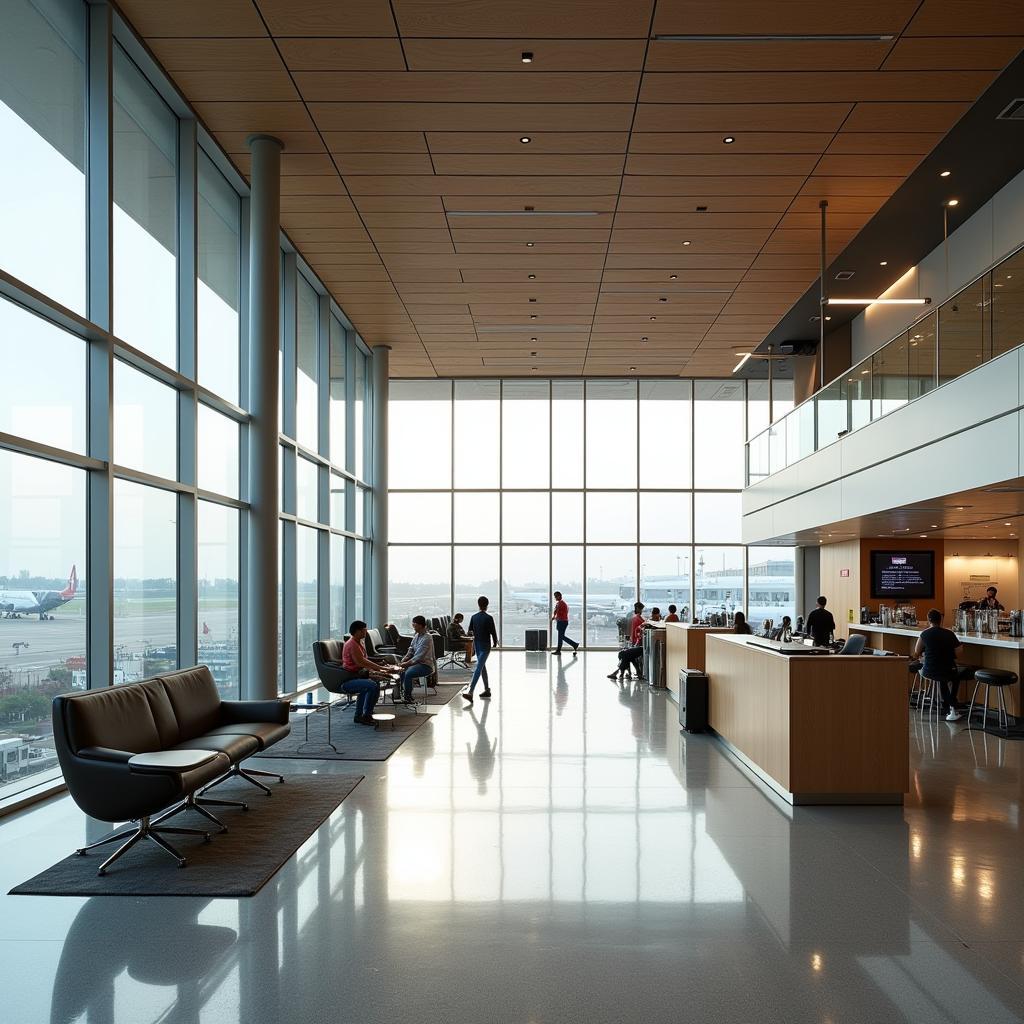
[255,705,432,760]
[10,774,362,898]
[416,681,466,710]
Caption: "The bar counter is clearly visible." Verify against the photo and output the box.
[704,634,909,805]
[849,623,1022,717]
[664,622,734,700]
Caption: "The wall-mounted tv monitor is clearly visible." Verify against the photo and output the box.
[870,550,935,599]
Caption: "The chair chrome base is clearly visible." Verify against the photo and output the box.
[438,651,467,672]
[75,814,212,875]
[152,789,248,833]
[201,763,285,798]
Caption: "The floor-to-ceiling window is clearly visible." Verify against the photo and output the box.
[0,0,373,804]
[388,379,796,647]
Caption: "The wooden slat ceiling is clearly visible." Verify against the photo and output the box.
[120,0,1024,377]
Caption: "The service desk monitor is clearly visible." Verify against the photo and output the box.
[704,634,909,806]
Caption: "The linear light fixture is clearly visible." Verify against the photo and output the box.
[827,297,931,306]
[732,352,752,373]
[446,210,600,217]
[654,33,895,42]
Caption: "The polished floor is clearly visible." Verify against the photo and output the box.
[3,653,1024,1023]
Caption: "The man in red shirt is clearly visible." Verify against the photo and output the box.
[334,621,393,724]
[550,590,580,656]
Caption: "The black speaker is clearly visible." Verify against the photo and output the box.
[678,669,708,732]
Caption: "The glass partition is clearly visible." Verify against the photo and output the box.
[815,377,847,450]
[872,331,910,417]
[746,243,1024,483]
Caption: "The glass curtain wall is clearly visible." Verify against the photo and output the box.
[389,380,796,648]
[0,0,373,803]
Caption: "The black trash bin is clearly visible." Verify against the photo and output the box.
[678,668,708,733]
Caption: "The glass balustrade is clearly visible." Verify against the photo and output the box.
[746,246,1024,484]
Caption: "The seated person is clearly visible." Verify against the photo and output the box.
[339,621,391,725]
[649,608,663,622]
[447,612,475,663]
[913,608,965,722]
[664,604,680,623]
[733,611,753,635]
[397,615,437,703]
[769,616,793,642]
[608,602,646,681]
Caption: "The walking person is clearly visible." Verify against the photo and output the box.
[550,590,580,656]
[464,595,499,703]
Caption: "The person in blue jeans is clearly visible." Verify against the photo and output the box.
[396,615,436,703]
[464,595,499,704]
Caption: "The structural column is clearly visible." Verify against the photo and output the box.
[246,134,283,699]
[370,344,391,626]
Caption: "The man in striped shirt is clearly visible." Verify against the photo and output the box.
[397,615,436,703]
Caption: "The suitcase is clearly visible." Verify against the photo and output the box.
[525,628,548,651]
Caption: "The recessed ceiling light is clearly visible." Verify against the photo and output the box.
[940,170,951,177]
[628,366,637,371]
[641,336,648,342]
[529,297,536,302]
[526,241,534,246]
[931,525,938,529]
[879,260,888,266]
[650,316,657,320]
[659,296,668,302]
[669,274,678,280]
[521,52,533,63]
[530,314,537,319]
[531,337,537,342]
[530,350,537,355]
[682,239,691,245]
[520,136,531,144]
[528,274,536,279]
[723,136,735,144]
[1006,522,1012,526]
[947,198,959,207]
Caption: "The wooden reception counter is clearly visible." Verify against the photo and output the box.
[704,634,909,805]
[664,623,734,701]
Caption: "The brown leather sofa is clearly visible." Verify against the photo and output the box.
[53,666,290,875]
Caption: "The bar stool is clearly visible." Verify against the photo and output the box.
[918,675,943,719]
[968,668,1018,731]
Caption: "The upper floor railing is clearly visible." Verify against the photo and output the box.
[746,242,1024,485]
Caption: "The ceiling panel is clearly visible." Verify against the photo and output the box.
[404,38,646,71]
[277,39,406,71]
[644,38,892,72]
[391,0,654,38]
[651,0,919,36]
[294,71,640,103]
[116,0,1019,378]
[640,71,995,104]
[257,0,398,36]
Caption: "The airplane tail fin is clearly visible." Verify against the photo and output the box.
[60,565,78,600]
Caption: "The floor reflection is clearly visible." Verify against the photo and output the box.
[0,653,1020,1023]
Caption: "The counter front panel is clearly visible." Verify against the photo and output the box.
[704,634,909,805]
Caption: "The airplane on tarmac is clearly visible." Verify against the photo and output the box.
[0,566,79,620]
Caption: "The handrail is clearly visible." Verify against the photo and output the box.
[746,240,1024,485]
